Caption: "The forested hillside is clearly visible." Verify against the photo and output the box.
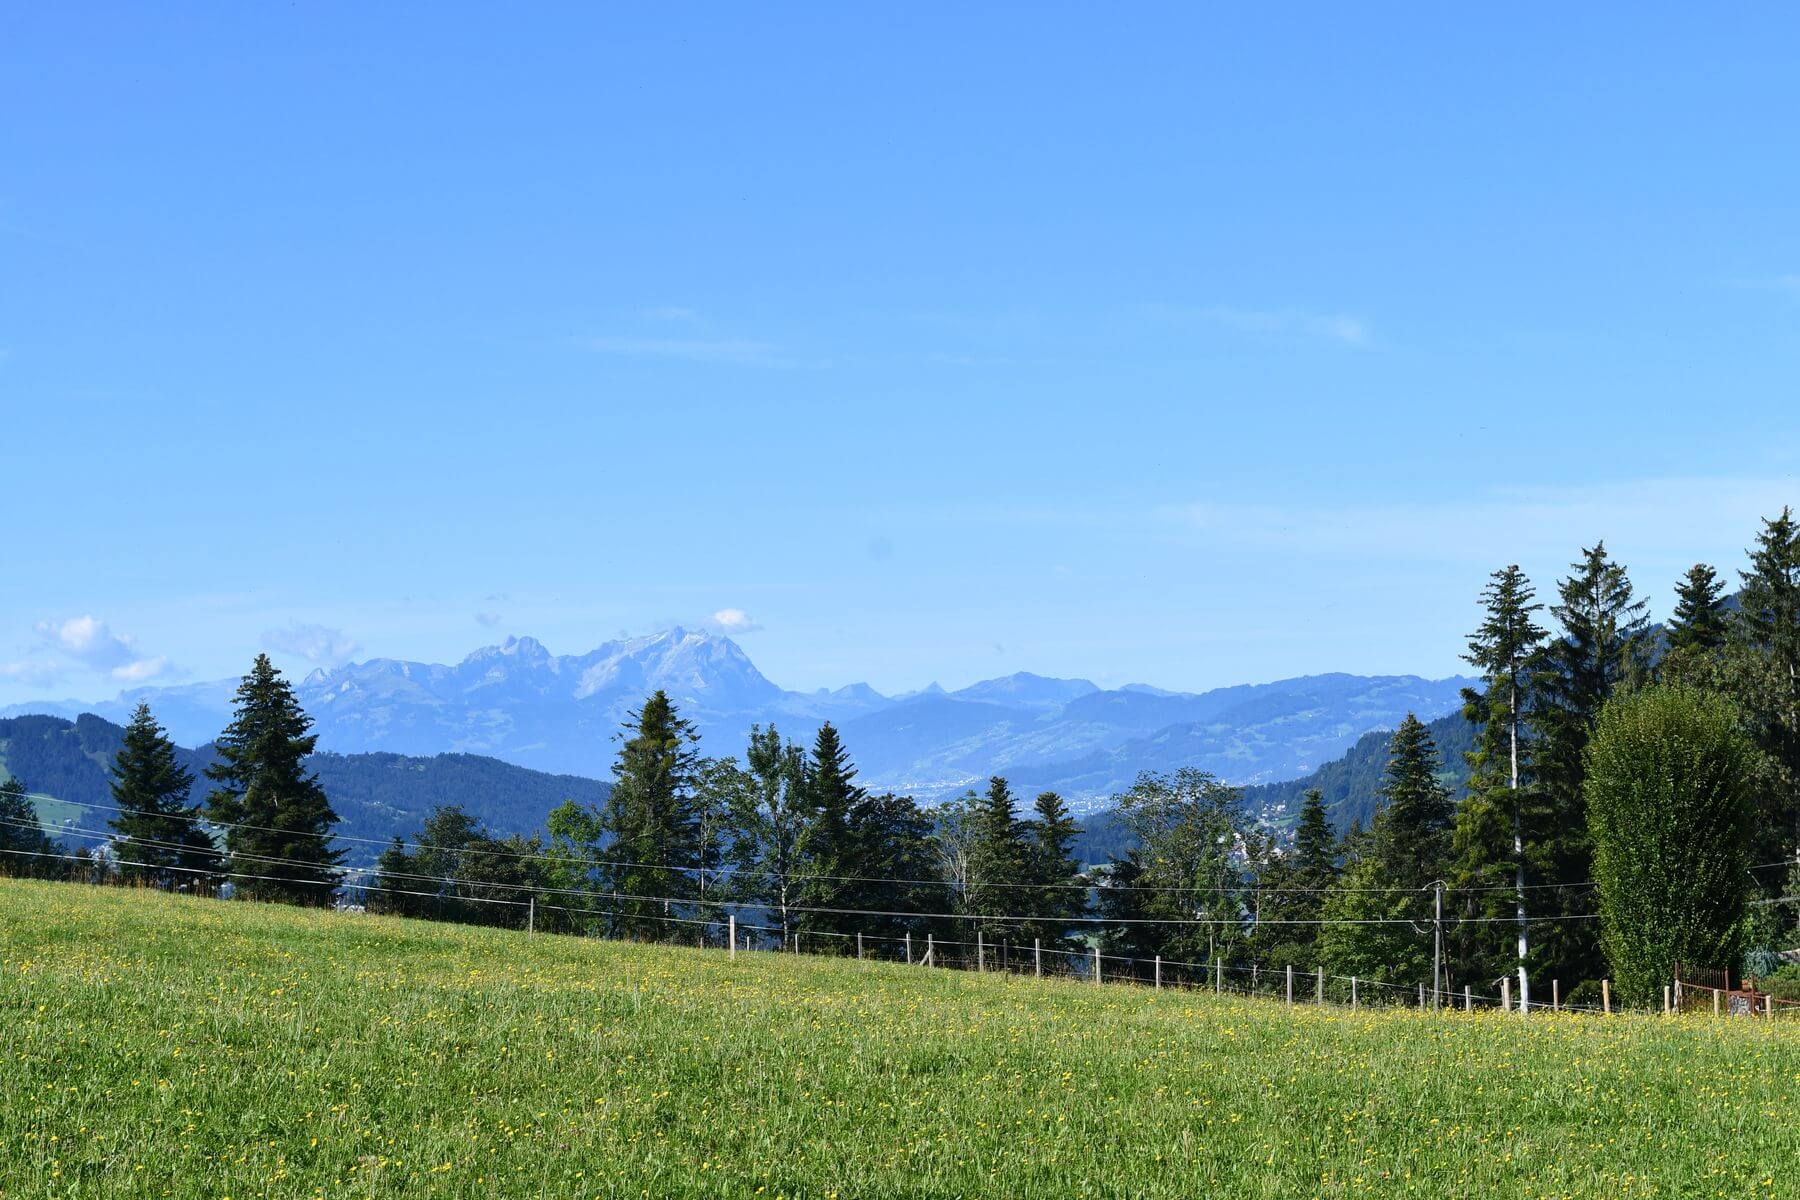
[0,714,607,865]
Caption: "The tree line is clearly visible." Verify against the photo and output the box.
[2,508,1796,1008]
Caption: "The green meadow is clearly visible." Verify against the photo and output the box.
[2,878,1797,1198]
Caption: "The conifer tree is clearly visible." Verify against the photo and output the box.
[109,703,221,890]
[1247,789,1338,970]
[369,836,423,917]
[1731,508,1800,861]
[798,722,864,941]
[599,690,701,939]
[1025,790,1086,947]
[205,655,341,905]
[0,777,59,877]
[846,790,939,942]
[1291,788,1338,893]
[1531,543,1651,984]
[1318,719,1453,991]
[1458,564,1548,1007]
[1668,563,1730,656]
[966,776,1033,946]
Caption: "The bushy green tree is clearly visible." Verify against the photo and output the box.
[109,703,221,890]
[599,691,701,939]
[1110,768,1248,966]
[205,655,342,905]
[0,777,60,878]
[1586,686,1754,1008]
[724,724,810,947]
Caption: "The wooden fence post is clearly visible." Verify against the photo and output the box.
[1664,985,1672,1015]
[925,934,934,967]
[905,932,913,965]
[1154,955,1162,989]
[1552,979,1560,1012]
[1714,988,1721,1017]
[1316,966,1324,1005]
[1501,976,1511,1012]
[728,915,736,961]
[1286,965,1293,1006]
[528,897,535,934]
[1419,983,1426,1009]
[1602,979,1611,1014]
[1034,938,1041,978]
[1351,976,1358,1012]
[1767,995,1775,1020]
[857,932,864,961]
[1463,985,1471,1012]
[1215,959,1222,994]
[977,931,985,973]
[1093,944,1101,985]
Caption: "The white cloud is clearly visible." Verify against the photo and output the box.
[0,659,65,687]
[36,615,139,669]
[261,622,360,666]
[111,656,171,683]
[1147,304,1372,347]
[701,608,765,635]
[475,611,502,627]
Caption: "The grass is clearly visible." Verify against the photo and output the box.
[2,880,1798,1198]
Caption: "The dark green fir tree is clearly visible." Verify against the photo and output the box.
[600,690,701,939]
[204,654,342,905]
[0,777,60,878]
[109,703,221,890]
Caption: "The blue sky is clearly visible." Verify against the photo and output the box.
[3,5,1798,702]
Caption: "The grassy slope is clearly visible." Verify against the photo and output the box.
[2,881,1797,1199]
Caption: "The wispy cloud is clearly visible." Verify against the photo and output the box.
[0,659,65,687]
[584,335,822,369]
[1146,304,1372,348]
[261,622,360,667]
[699,608,765,635]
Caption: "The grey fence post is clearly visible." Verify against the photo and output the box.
[977,931,985,972]
[1351,976,1358,1012]
[905,932,913,964]
[1034,938,1041,978]
[857,932,864,961]
[1286,965,1293,1006]
[1154,955,1161,989]
[1092,944,1101,985]
[728,915,736,961]
[1316,966,1324,1005]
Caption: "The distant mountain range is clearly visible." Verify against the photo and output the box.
[2,629,1473,813]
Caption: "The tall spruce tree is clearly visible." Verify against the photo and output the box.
[1025,790,1086,948]
[1457,565,1547,1006]
[109,703,221,890]
[205,655,341,905]
[0,777,59,878]
[1530,543,1650,985]
[1248,788,1339,972]
[599,690,701,939]
[966,776,1033,947]
[1318,718,1453,992]
[1731,508,1800,863]
[844,790,939,943]
[798,722,864,941]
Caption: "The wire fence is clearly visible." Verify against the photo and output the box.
[7,838,1798,1024]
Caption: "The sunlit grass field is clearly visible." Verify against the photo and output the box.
[3,880,1798,1198]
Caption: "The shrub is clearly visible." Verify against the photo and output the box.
[1585,686,1754,1009]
